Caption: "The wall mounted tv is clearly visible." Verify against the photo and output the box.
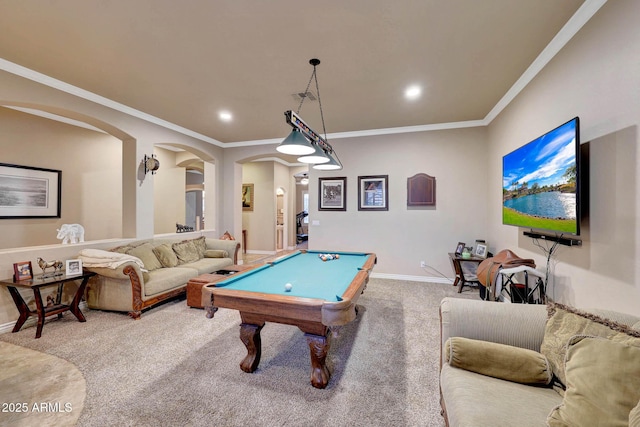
[502,117,580,236]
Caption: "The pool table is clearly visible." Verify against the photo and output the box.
[202,249,376,389]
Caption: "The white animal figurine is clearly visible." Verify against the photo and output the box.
[56,223,85,244]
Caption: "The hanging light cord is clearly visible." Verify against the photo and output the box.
[313,63,329,143]
[296,59,329,143]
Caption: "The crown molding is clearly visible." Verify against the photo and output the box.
[0,0,605,147]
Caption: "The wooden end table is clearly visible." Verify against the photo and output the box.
[186,264,256,309]
[0,271,95,338]
[448,252,485,293]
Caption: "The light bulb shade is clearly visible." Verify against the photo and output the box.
[313,151,342,170]
[297,142,330,164]
[276,129,315,155]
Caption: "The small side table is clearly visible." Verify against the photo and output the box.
[0,271,95,338]
[448,252,485,293]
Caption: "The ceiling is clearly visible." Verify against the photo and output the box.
[0,0,591,146]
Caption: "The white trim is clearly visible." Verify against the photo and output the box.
[245,250,278,255]
[0,2,604,146]
[0,58,225,147]
[484,0,607,123]
[370,272,452,284]
[4,106,108,133]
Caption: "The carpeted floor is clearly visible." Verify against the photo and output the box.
[0,278,479,427]
[0,341,85,427]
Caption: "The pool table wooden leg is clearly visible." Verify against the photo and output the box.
[239,322,264,373]
[306,334,331,389]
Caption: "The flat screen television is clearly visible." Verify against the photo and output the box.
[502,117,580,235]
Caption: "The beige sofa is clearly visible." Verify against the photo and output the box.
[439,297,640,427]
[83,236,240,319]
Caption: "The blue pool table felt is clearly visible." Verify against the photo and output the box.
[216,251,370,301]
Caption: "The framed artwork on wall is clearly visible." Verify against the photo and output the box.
[318,177,347,211]
[358,175,388,211]
[407,173,436,206]
[0,163,62,219]
[242,183,254,211]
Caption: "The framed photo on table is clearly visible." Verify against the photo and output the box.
[475,243,488,258]
[318,177,346,211]
[455,242,466,255]
[0,163,61,219]
[358,175,388,211]
[66,259,83,277]
[13,261,33,281]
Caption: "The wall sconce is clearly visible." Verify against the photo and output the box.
[144,154,160,175]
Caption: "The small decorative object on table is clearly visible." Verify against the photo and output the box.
[474,242,488,258]
[13,261,33,281]
[66,259,83,277]
[37,257,64,278]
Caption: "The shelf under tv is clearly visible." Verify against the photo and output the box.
[523,230,582,247]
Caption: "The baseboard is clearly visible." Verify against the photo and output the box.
[370,272,453,284]
[0,301,88,335]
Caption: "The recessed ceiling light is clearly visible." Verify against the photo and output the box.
[404,85,422,100]
[219,111,233,122]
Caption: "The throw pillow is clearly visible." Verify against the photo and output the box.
[220,231,235,240]
[172,240,200,264]
[547,336,640,427]
[630,400,640,427]
[540,302,640,387]
[204,249,228,258]
[126,243,163,271]
[152,243,178,268]
[445,337,552,385]
[192,236,206,258]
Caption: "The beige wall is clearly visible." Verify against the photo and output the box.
[486,0,640,315]
[153,147,187,234]
[309,127,489,280]
[0,107,122,249]
[242,162,275,252]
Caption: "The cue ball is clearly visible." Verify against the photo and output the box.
[284,283,292,292]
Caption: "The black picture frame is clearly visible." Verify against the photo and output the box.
[318,177,347,211]
[358,175,389,211]
[0,163,62,219]
[455,242,466,255]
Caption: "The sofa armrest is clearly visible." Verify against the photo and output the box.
[440,297,548,368]
[85,261,147,313]
[85,261,144,281]
[205,238,241,264]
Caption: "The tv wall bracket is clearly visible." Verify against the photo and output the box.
[523,230,582,247]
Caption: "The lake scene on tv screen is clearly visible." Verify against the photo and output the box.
[503,118,578,234]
